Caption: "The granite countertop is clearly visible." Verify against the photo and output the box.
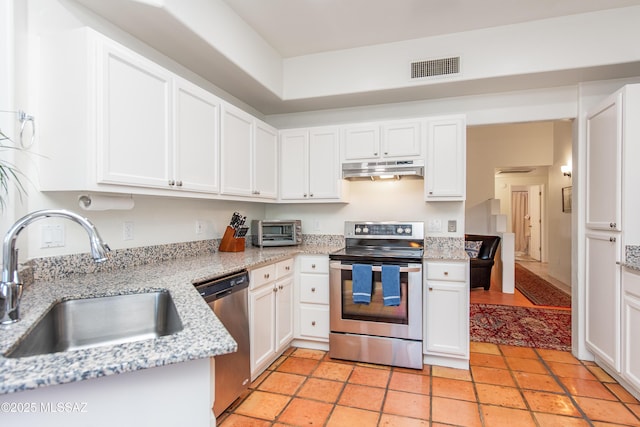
[0,244,338,395]
[423,247,469,261]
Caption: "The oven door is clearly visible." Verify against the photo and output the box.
[329,261,422,340]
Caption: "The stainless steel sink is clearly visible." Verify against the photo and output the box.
[5,291,183,358]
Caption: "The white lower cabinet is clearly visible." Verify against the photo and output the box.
[249,258,294,378]
[423,261,469,369]
[294,255,330,347]
[622,267,640,394]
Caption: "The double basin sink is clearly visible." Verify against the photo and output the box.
[5,291,183,358]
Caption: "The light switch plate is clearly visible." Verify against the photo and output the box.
[41,224,65,248]
[427,219,442,232]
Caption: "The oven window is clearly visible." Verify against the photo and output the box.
[263,224,292,238]
[340,269,408,324]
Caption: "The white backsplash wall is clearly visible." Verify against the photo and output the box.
[21,192,266,261]
[265,178,464,236]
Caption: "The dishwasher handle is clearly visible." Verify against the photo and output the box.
[193,270,249,302]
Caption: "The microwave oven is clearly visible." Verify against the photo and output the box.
[251,220,302,247]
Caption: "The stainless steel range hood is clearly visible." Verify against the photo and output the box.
[342,160,424,180]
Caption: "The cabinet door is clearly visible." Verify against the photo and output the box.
[381,120,422,158]
[342,124,380,160]
[254,121,278,199]
[308,127,340,199]
[623,269,640,391]
[221,104,253,196]
[586,92,622,231]
[425,116,466,200]
[424,280,469,357]
[280,130,309,200]
[299,306,330,340]
[585,233,621,371]
[275,276,294,352]
[97,40,173,188]
[249,285,276,374]
[174,78,220,193]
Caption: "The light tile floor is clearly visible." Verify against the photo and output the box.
[218,262,640,426]
[218,345,640,426]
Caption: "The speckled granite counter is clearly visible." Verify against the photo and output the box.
[622,245,640,271]
[0,244,339,395]
[423,237,468,261]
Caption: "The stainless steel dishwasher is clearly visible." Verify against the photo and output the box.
[194,270,250,417]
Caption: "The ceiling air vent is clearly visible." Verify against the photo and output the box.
[411,57,460,79]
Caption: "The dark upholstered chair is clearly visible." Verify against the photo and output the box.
[465,234,501,290]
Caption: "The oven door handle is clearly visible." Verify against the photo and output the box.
[330,263,421,273]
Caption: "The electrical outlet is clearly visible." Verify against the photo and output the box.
[448,220,457,232]
[123,221,134,241]
[195,220,204,235]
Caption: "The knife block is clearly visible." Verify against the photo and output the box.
[219,226,245,252]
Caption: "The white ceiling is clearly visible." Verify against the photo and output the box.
[221,0,640,57]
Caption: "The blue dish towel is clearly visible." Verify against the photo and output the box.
[352,264,372,304]
[382,265,401,306]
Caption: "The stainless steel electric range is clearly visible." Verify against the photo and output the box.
[329,221,424,369]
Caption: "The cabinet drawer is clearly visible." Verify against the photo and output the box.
[277,258,294,278]
[300,275,329,304]
[299,256,329,274]
[299,306,329,339]
[426,262,466,281]
[250,264,276,290]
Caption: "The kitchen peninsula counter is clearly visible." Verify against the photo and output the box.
[0,244,340,395]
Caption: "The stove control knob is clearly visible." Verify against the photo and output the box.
[362,227,369,233]
[355,227,362,233]
[405,227,412,234]
[396,227,404,234]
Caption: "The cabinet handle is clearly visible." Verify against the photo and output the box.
[384,152,388,155]
[255,190,261,195]
[168,180,175,186]
[429,287,433,291]
[264,273,270,279]
[311,264,316,269]
[374,152,378,156]
[311,287,316,292]
[273,287,277,293]
[310,193,314,197]
[285,266,290,271]
[176,180,183,187]
[303,193,308,198]
[428,191,433,195]
[610,237,617,243]
[444,271,449,276]
[279,285,283,290]
[610,222,617,228]
[311,321,316,326]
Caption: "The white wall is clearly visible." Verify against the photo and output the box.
[266,179,463,237]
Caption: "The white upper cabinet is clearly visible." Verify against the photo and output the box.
[425,115,466,201]
[342,119,422,162]
[586,91,622,231]
[220,103,278,199]
[96,39,173,188]
[39,27,221,197]
[280,127,344,201]
[174,77,220,193]
[253,121,278,199]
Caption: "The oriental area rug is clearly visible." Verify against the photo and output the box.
[470,303,571,351]
[515,263,572,308]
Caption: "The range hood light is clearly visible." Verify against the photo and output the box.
[377,174,397,180]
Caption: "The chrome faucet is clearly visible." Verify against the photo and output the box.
[1,209,111,324]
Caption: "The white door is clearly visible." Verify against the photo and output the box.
[308,127,340,199]
[97,40,173,188]
[381,120,422,158]
[585,232,621,371]
[586,92,622,231]
[425,116,466,200]
[249,285,276,375]
[254,121,278,199]
[342,124,380,160]
[174,78,220,193]
[528,185,542,261]
[220,104,253,196]
[280,130,308,200]
[275,276,294,352]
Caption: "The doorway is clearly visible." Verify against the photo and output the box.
[512,184,543,262]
